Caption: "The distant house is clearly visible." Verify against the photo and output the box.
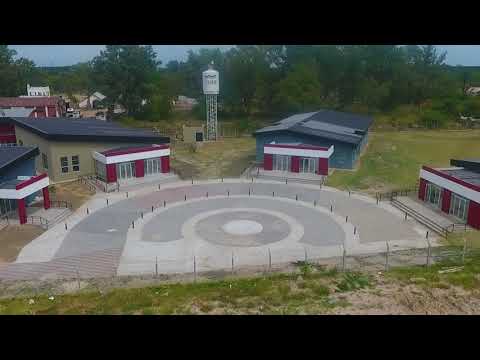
[0,97,66,118]
[466,87,480,96]
[25,84,51,97]
[173,95,199,111]
[79,92,107,109]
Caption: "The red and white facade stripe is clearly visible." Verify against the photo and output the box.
[92,145,170,183]
[0,173,50,224]
[263,144,334,176]
[419,166,480,229]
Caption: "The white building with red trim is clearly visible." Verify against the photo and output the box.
[263,143,334,175]
[418,159,480,229]
[92,145,170,184]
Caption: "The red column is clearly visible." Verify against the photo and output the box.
[441,189,451,213]
[291,156,300,173]
[135,159,145,178]
[161,156,170,173]
[42,187,50,210]
[264,154,273,170]
[467,201,480,230]
[106,164,117,183]
[17,198,27,225]
[318,158,328,176]
[418,178,427,201]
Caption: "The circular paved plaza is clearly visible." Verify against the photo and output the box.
[8,179,430,280]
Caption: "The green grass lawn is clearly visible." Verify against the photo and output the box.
[0,266,354,315]
[327,130,480,193]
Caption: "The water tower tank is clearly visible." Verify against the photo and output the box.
[202,66,219,95]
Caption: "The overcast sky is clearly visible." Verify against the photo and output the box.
[9,45,480,67]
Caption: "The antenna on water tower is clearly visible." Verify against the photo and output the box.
[202,61,219,141]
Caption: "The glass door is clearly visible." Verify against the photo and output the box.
[273,155,290,171]
[144,158,161,176]
[300,157,317,174]
[117,162,135,180]
[449,193,469,222]
[425,183,442,207]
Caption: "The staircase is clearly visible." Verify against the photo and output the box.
[390,198,450,238]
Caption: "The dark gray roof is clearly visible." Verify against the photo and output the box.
[0,146,39,174]
[9,117,169,144]
[451,159,480,173]
[255,110,373,145]
[442,168,480,186]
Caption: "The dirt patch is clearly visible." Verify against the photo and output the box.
[0,225,45,263]
[171,138,256,179]
[48,181,95,210]
[330,274,480,314]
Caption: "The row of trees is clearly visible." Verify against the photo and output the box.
[2,45,480,128]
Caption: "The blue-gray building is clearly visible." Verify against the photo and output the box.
[254,110,373,169]
[0,146,39,215]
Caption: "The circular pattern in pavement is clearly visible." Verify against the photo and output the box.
[194,209,292,247]
[222,220,263,236]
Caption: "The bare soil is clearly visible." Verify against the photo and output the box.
[0,225,45,263]
[49,181,95,210]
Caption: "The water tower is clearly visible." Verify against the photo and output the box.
[202,62,219,141]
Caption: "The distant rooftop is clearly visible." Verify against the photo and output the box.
[9,117,169,144]
[255,110,373,144]
[0,97,61,107]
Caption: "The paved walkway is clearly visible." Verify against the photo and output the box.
[0,179,431,280]
[395,196,456,228]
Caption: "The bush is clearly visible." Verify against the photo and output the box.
[336,272,371,292]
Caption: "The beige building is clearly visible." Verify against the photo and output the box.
[12,117,170,184]
[182,125,205,143]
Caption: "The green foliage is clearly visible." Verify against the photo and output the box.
[91,45,159,115]
[336,272,371,292]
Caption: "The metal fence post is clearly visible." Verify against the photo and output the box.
[155,256,158,277]
[76,267,81,290]
[206,191,208,198]
[158,184,161,190]
[330,204,333,212]
[342,245,346,272]
[184,194,187,201]
[163,200,166,207]
[106,198,109,206]
[426,239,431,267]
[194,255,197,283]
[132,221,135,229]
[152,206,154,212]
[346,216,348,222]
[65,223,67,230]
[268,248,272,271]
[296,194,298,201]
[86,207,89,215]
[141,212,143,219]
[462,237,467,264]
[126,192,128,198]
[304,247,308,263]
[385,241,390,272]
[231,252,234,274]
[426,231,429,239]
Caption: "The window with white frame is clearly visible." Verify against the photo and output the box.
[72,155,80,172]
[60,156,69,173]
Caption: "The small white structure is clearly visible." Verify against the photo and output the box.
[202,62,220,141]
[466,87,480,96]
[26,84,50,97]
[79,92,107,108]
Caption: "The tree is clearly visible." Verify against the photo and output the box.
[0,45,40,96]
[91,45,159,115]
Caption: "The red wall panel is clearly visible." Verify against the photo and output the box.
[318,158,328,175]
[467,201,480,230]
[161,156,170,173]
[441,189,452,213]
[17,198,27,225]
[42,187,50,210]
[418,178,427,201]
[47,106,57,117]
[106,164,117,183]
[263,154,273,171]
[291,156,300,173]
[135,159,145,178]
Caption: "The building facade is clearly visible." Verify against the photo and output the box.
[418,159,480,229]
[0,146,51,223]
[7,117,171,185]
[263,144,334,175]
[254,110,372,170]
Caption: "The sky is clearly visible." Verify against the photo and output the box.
[9,45,480,67]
